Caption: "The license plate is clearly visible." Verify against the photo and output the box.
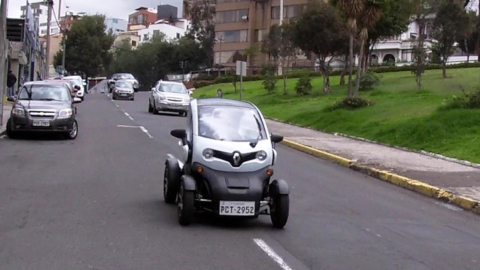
[120,93,127,96]
[33,120,50,127]
[219,201,255,216]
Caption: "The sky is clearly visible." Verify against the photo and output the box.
[7,0,183,20]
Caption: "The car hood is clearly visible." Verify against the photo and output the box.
[124,79,138,84]
[16,100,70,110]
[162,92,190,99]
[116,87,134,91]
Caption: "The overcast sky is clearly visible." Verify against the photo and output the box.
[8,0,183,20]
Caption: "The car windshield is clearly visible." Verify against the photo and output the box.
[158,83,187,94]
[18,84,70,101]
[116,81,132,88]
[117,74,134,79]
[64,77,82,85]
[197,106,267,142]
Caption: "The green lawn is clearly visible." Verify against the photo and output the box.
[192,67,480,163]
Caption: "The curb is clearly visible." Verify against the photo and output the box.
[280,139,480,216]
[268,118,480,169]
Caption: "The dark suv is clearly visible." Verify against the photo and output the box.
[6,81,81,140]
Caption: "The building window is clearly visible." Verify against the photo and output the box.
[214,50,245,64]
[176,33,180,39]
[51,28,59,34]
[129,17,135,24]
[271,5,304,19]
[216,0,249,3]
[153,30,160,37]
[216,30,248,43]
[215,9,249,23]
[143,33,149,41]
[132,40,137,47]
[254,29,265,42]
[138,14,144,24]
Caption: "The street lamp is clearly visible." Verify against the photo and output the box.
[214,37,224,78]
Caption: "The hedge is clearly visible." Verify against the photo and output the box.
[193,62,479,89]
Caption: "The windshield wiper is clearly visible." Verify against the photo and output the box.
[38,98,59,101]
[250,114,263,148]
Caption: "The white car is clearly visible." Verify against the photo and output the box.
[63,75,85,101]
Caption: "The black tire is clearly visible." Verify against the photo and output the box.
[6,118,17,139]
[177,183,194,226]
[80,96,84,101]
[64,120,78,140]
[270,194,289,229]
[164,159,181,204]
[153,102,159,115]
[148,101,153,113]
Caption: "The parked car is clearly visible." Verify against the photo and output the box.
[43,79,81,114]
[148,81,192,116]
[108,73,139,92]
[62,75,86,100]
[112,80,135,100]
[6,81,81,140]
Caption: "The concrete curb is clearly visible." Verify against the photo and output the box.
[269,118,480,169]
[281,139,480,216]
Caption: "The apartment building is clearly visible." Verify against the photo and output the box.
[127,7,159,31]
[214,0,310,68]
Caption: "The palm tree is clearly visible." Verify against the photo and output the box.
[336,0,364,97]
[353,1,382,97]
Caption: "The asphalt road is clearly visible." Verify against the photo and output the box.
[1,92,480,270]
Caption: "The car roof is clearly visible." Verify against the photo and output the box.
[21,81,70,88]
[196,98,257,109]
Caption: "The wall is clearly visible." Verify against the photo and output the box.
[137,20,189,42]
[105,18,127,35]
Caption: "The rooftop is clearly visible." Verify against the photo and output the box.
[135,7,158,13]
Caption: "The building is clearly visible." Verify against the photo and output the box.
[105,18,127,35]
[59,11,86,32]
[213,0,310,68]
[39,33,62,72]
[127,7,158,31]
[20,1,58,37]
[112,31,140,50]
[138,19,190,43]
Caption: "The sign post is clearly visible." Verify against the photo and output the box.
[236,60,247,101]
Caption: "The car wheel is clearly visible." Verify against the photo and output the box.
[270,193,289,229]
[164,159,181,204]
[80,96,84,101]
[65,120,78,140]
[153,101,159,115]
[148,101,153,113]
[6,118,17,139]
[177,183,194,226]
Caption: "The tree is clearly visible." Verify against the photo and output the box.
[244,44,261,71]
[456,10,478,63]
[292,0,348,93]
[62,15,114,77]
[186,0,215,67]
[431,0,470,78]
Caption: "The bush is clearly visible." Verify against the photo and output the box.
[193,62,479,89]
[359,71,381,91]
[439,91,480,111]
[331,96,375,110]
[295,76,312,95]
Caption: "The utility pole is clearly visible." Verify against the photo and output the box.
[277,0,284,76]
[0,0,8,127]
[45,0,53,79]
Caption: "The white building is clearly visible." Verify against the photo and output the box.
[105,18,128,35]
[137,19,190,43]
[20,2,58,37]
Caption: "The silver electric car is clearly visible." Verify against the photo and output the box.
[163,98,289,228]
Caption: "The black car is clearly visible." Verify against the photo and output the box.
[108,73,139,92]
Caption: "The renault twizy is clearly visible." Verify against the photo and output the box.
[163,98,290,228]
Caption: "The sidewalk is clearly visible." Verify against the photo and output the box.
[0,101,12,136]
[266,119,480,203]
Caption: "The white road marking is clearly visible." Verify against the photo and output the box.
[123,112,134,121]
[139,126,153,138]
[115,103,119,107]
[253,238,293,270]
[117,125,139,128]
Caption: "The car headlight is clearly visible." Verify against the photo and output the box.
[157,94,166,100]
[202,148,214,159]
[12,107,25,116]
[256,151,267,160]
[115,89,119,93]
[58,108,73,118]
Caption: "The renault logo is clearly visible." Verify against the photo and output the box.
[233,152,241,166]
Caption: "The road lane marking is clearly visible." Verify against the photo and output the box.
[139,126,153,138]
[117,125,140,128]
[124,112,134,121]
[253,238,293,270]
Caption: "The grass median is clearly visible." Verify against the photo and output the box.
[192,67,480,163]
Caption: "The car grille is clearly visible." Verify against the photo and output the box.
[28,109,56,119]
[167,97,182,102]
[119,90,131,94]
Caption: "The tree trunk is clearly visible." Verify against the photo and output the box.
[322,72,330,93]
[347,33,354,96]
[354,37,366,97]
[442,61,447,78]
[465,39,470,63]
[340,54,348,85]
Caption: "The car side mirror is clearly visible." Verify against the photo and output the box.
[151,87,155,92]
[7,96,15,102]
[270,134,284,143]
[171,129,186,139]
[73,97,82,103]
